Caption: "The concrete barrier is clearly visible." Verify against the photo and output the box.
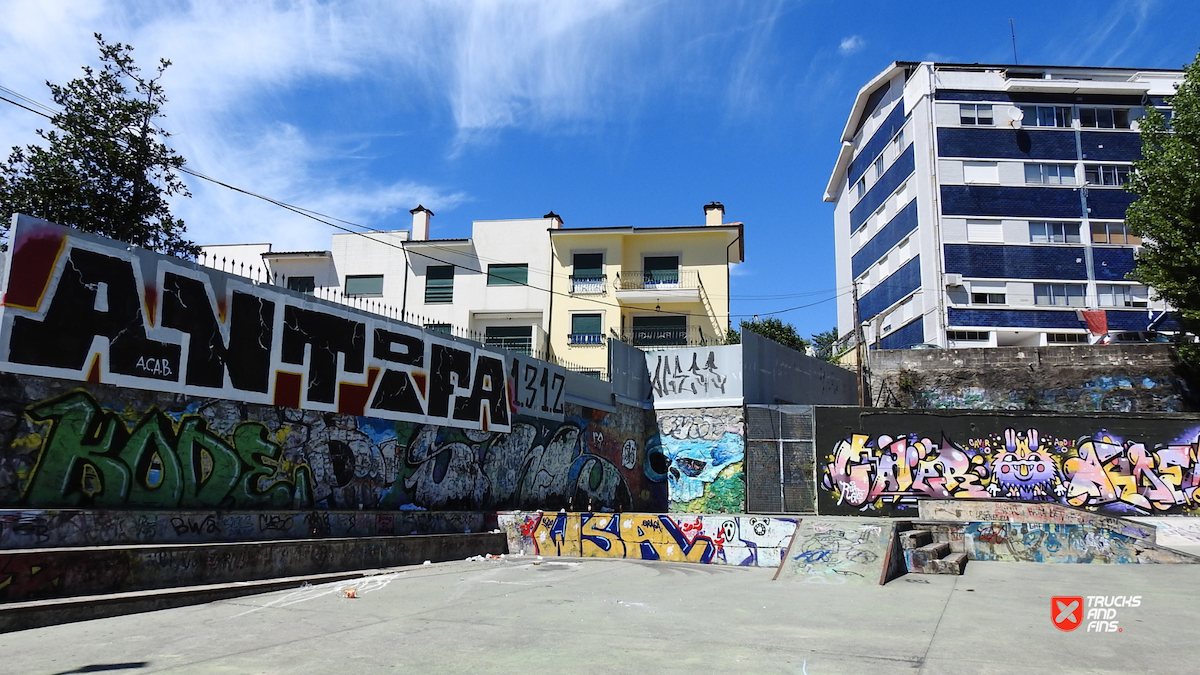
[773,517,894,585]
[0,532,507,603]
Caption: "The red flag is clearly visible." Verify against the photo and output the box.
[1082,310,1108,335]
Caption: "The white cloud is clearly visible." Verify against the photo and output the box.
[839,35,864,55]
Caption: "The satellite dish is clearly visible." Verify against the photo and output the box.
[1007,106,1025,129]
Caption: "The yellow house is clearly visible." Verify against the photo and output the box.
[548,202,744,377]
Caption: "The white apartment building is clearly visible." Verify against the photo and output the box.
[827,62,1183,349]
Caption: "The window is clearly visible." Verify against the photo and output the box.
[1029,222,1081,244]
[971,292,1006,305]
[484,325,533,355]
[424,265,454,304]
[1085,165,1131,186]
[963,161,999,184]
[570,314,603,345]
[959,104,993,125]
[893,125,907,152]
[855,177,866,199]
[425,323,451,334]
[966,220,1004,243]
[1047,333,1088,344]
[1019,105,1071,128]
[1079,107,1130,129]
[948,330,990,341]
[1025,163,1076,185]
[643,256,680,286]
[287,276,315,295]
[487,263,528,286]
[1034,283,1085,307]
[1098,284,1149,308]
[571,253,605,294]
[1090,222,1141,245]
[344,274,384,297]
[874,156,885,179]
[631,315,688,347]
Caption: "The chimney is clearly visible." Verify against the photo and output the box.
[410,205,433,240]
[704,201,724,226]
[544,211,563,229]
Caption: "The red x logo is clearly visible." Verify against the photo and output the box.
[1052,596,1084,631]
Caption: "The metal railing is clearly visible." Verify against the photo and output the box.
[614,269,701,291]
[619,325,709,348]
[569,274,607,295]
[569,333,605,346]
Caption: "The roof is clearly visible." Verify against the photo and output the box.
[261,250,331,259]
[550,223,744,263]
[403,238,471,246]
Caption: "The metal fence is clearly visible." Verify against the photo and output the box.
[744,405,817,514]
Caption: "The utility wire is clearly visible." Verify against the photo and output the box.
[0,84,844,323]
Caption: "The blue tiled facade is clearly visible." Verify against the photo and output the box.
[847,103,907,186]
[1092,247,1137,281]
[937,128,1077,161]
[948,308,1084,330]
[1087,189,1138,220]
[944,244,1088,280]
[859,256,920,320]
[878,317,924,349]
[1080,132,1142,161]
[850,145,915,232]
[851,200,918,278]
[941,185,1083,219]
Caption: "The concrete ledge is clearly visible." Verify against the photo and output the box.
[0,533,507,603]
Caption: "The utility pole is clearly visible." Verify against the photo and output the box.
[852,280,865,406]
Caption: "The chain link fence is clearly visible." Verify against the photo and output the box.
[745,405,817,514]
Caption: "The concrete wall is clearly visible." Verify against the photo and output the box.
[0,509,484,549]
[0,373,665,514]
[869,344,1197,412]
[499,511,797,568]
[815,407,1200,517]
[0,532,506,602]
[742,330,858,406]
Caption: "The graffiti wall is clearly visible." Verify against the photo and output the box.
[0,373,662,513]
[646,345,743,408]
[647,406,745,512]
[816,407,1200,517]
[498,511,797,568]
[774,517,893,585]
[0,215,545,433]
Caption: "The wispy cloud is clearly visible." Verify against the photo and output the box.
[838,35,864,56]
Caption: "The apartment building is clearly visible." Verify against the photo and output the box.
[547,202,743,377]
[826,61,1183,349]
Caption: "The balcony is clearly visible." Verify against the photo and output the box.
[613,269,702,304]
[569,333,605,346]
[620,325,710,348]
[570,274,607,295]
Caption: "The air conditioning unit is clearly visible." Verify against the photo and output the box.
[944,273,964,287]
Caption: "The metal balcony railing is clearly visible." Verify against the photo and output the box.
[570,274,607,295]
[614,269,701,291]
[620,325,709,347]
[483,336,533,356]
[569,333,605,346]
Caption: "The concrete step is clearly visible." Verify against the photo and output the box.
[899,529,932,550]
[906,542,950,573]
[928,552,968,575]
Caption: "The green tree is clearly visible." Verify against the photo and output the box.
[734,317,809,353]
[0,34,196,256]
[809,327,840,362]
[1126,49,1200,336]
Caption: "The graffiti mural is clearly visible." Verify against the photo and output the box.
[646,407,745,512]
[646,345,743,406]
[775,518,892,585]
[498,512,797,568]
[0,374,660,513]
[816,408,1200,516]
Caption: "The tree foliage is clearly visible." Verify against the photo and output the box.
[809,327,840,362]
[731,317,810,353]
[1126,49,1200,334]
[0,34,196,256]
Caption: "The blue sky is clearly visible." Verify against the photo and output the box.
[1,0,1198,339]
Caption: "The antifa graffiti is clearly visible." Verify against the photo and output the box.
[821,427,1200,516]
[508,353,566,422]
[0,217,510,432]
[2,376,653,512]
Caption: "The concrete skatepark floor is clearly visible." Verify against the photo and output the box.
[1,557,1198,675]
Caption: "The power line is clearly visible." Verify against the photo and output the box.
[0,83,842,322]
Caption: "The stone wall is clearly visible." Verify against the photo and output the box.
[869,344,1197,412]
